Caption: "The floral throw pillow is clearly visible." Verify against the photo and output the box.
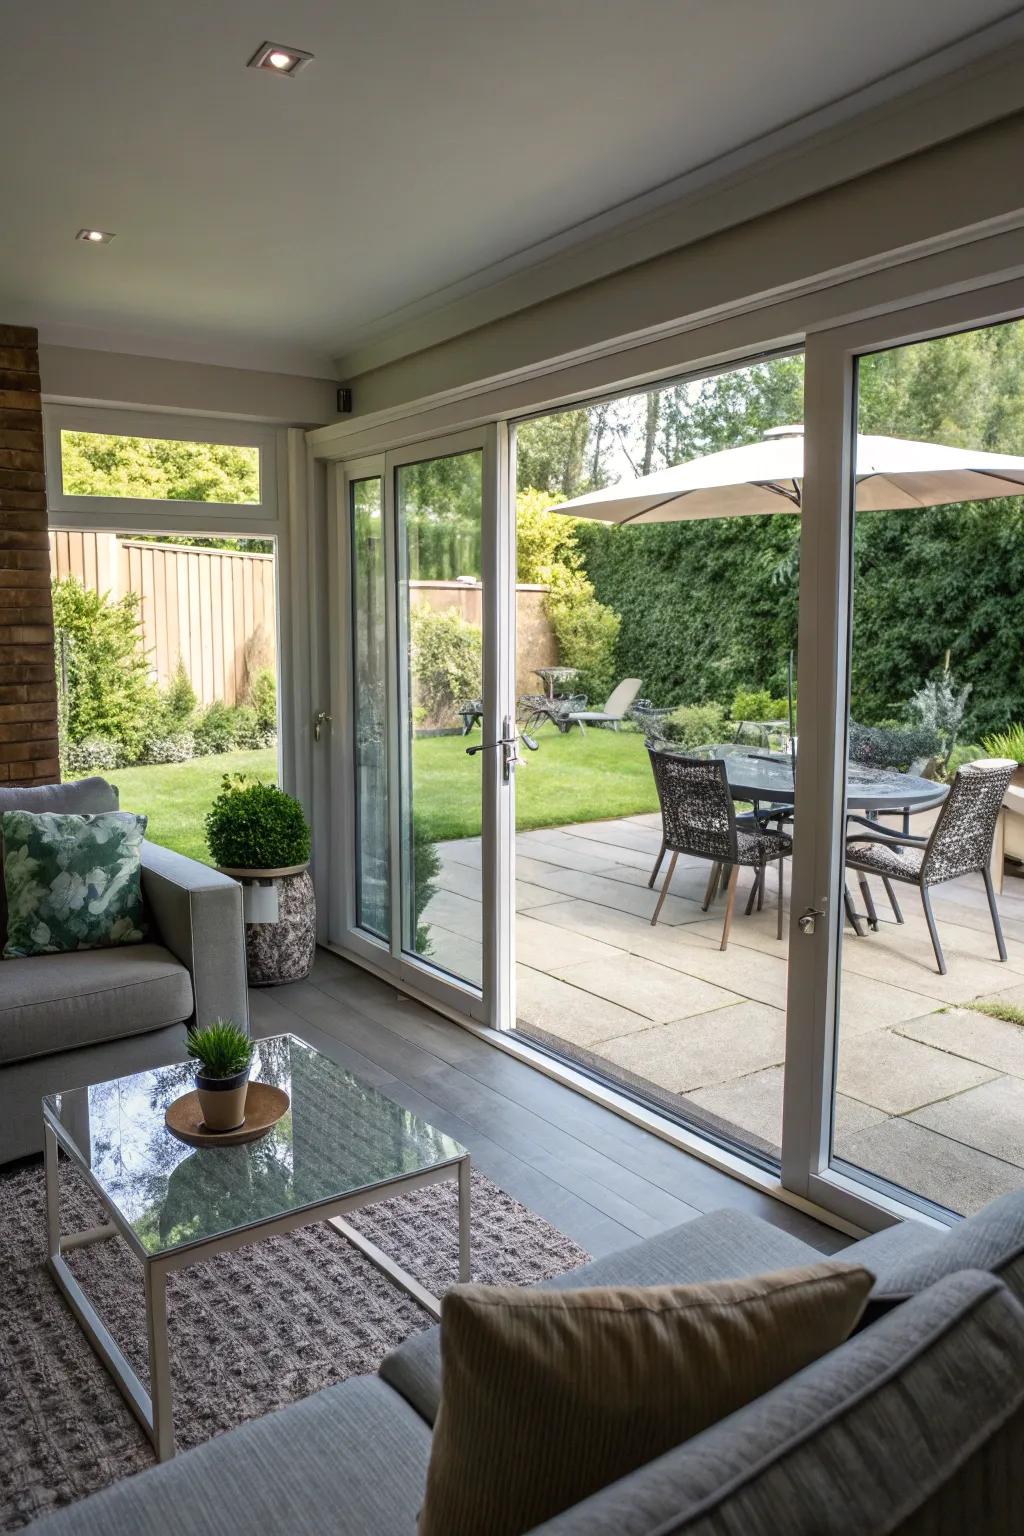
[2,810,148,959]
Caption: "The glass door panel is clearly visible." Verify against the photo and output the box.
[509,356,805,1165]
[826,310,1024,1217]
[396,449,485,989]
[351,474,389,940]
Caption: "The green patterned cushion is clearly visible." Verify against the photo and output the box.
[1,810,148,959]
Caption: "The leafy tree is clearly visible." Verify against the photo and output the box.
[61,432,260,504]
[410,605,482,725]
[52,577,156,756]
[515,488,577,582]
[546,565,620,702]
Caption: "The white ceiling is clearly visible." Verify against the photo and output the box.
[0,0,1020,377]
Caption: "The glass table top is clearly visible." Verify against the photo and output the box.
[44,1035,466,1259]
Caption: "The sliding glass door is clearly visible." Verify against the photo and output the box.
[327,274,1024,1232]
[332,428,514,1024]
[789,277,1024,1227]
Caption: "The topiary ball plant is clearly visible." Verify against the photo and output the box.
[205,775,311,871]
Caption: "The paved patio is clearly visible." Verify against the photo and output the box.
[426,813,1024,1215]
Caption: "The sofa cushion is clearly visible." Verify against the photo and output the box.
[380,1208,823,1425]
[0,944,193,1065]
[24,1374,431,1536]
[846,1188,1024,1311]
[526,1270,1024,1536]
[0,778,118,948]
[419,1263,872,1536]
[2,810,148,958]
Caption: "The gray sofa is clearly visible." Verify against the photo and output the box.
[25,1189,1024,1535]
[0,776,248,1164]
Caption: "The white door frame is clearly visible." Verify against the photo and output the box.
[783,274,1024,1230]
[329,426,514,1027]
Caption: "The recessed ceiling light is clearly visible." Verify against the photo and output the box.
[75,228,115,244]
[247,41,313,77]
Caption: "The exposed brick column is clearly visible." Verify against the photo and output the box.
[0,324,58,786]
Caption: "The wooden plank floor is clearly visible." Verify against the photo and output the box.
[250,947,849,1260]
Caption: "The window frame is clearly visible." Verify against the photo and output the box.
[44,404,281,532]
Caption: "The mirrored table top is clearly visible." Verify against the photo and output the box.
[44,1035,466,1260]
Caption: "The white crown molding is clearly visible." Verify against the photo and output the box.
[32,319,337,382]
[333,11,1024,380]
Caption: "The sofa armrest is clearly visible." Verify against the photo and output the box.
[140,841,249,1032]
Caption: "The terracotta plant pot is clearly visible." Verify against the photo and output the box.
[195,1066,251,1132]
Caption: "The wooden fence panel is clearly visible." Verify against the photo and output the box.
[48,532,277,705]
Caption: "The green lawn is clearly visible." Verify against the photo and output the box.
[415,724,659,841]
[82,728,659,861]
[101,749,278,863]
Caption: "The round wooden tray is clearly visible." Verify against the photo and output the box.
[165,1083,290,1147]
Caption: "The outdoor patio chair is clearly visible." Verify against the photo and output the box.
[647,748,792,947]
[517,692,587,734]
[845,758,1016,975]
[565,677,642,734]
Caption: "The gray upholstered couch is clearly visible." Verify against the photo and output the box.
[25,1189,1024,1535]
[0,776,248,1164]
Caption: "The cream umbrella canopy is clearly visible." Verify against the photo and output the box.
[548,424,1024,524]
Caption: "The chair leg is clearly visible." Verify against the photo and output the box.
[881,877,904,923]
[982,865,1008,963]
[857,874,879,932]
[701,861,719,911]
[651,852,679,927]
[920,886,947,976]
[756,863,765,911]
[720,864,740,951]
[844,884,865,937]
[648,840,666,890]
[777,855,785,941]
[744,866,761,917]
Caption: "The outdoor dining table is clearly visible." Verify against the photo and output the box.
[703,743,946,817]
[700,744,948,934]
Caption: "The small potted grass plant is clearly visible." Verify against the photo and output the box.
[186,1019,254,1132]
[205,774,315,986]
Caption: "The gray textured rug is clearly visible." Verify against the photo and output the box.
[0,1159,590,1531]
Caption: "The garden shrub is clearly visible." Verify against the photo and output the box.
[413,827,441,955]
[910,671,971,761]
[141,731,197,765]
[162,657,198,727]
[515,488,577,582]
[546,565,620,704]
[194,700,238,755]
[248,667,277,735]
[947,741,989,775]
[206,775,311,869]
[410,605,482,726]
[52,577,155,758]
[63,737,123,776]
[848,720,942,771]
[656,702,728,749]
[981,724,1024,764]
[731,686,791,722]
[230,703,274,749]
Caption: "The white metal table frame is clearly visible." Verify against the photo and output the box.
[43,1108,471,1463]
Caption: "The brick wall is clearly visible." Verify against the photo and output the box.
[0,324,58,787]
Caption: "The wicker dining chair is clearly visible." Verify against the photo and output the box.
[845,759,1015,975]
[647,748,792,947]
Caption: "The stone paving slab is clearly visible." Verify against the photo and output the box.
[594,1001,786,1093]
[910,1075,1024,1166]
[551,952,739,1025]
[896,1008,1024,1077]
[686,1064,887,1156]
[515,964,657,1048]
[515,913,623,972]
[835,1116,1023,1216]
[836,1030,998,1115]
[514,866,705,926]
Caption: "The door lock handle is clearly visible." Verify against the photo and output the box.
[465,735,517,756]
[798,906,825,935]
[314,710,332,742]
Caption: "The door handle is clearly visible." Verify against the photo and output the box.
[466,717,523,782]
[313,710,332,742]
[797,906,825,935]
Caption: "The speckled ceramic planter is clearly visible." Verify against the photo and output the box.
[219,864,316,987]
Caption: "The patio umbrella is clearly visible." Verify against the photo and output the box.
[548,424,1024,524]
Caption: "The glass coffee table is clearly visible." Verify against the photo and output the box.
[42,1034,470,1462]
